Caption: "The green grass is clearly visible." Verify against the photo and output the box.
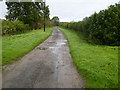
[2,27,53,65]
[59,27,118,88]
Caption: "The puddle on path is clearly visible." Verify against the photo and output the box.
[36,47,48,50]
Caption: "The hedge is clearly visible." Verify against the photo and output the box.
[61,4,119,46]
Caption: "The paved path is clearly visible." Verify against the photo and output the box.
[3,29,85,88]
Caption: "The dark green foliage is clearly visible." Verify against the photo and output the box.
[3,1,53,35]
[5,2,50,29]
[51,16,60,26]
[2,20,30,35]
[61,4,119,46]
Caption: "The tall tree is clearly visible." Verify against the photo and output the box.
[5,1,50,29]
[51,16,60,26]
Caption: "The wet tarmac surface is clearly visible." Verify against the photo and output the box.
[2,28,86,88]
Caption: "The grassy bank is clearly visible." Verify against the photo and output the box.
[2,27,53,65]
[59,27,118,88]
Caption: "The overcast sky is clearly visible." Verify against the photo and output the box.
[0,0,119,22]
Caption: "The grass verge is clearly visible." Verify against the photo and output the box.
[59,27,118,88]
[2,27,53,65]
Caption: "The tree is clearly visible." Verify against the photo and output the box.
[5,1,50,29]
[51,16,60,26]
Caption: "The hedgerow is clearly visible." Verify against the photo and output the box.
[2,20,30,35]
[61,4,119,46]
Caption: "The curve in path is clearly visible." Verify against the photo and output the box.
[3,28,86,88]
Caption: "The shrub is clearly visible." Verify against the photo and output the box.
[2,20,30,35]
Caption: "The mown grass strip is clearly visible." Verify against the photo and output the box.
[2,27,53,65]
[59,27,118,88]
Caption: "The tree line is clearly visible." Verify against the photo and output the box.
[61,4,119,46]
[2,1,53,35]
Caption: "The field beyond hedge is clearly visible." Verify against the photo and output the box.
[2,27,53,65]
[59,27,118,88]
